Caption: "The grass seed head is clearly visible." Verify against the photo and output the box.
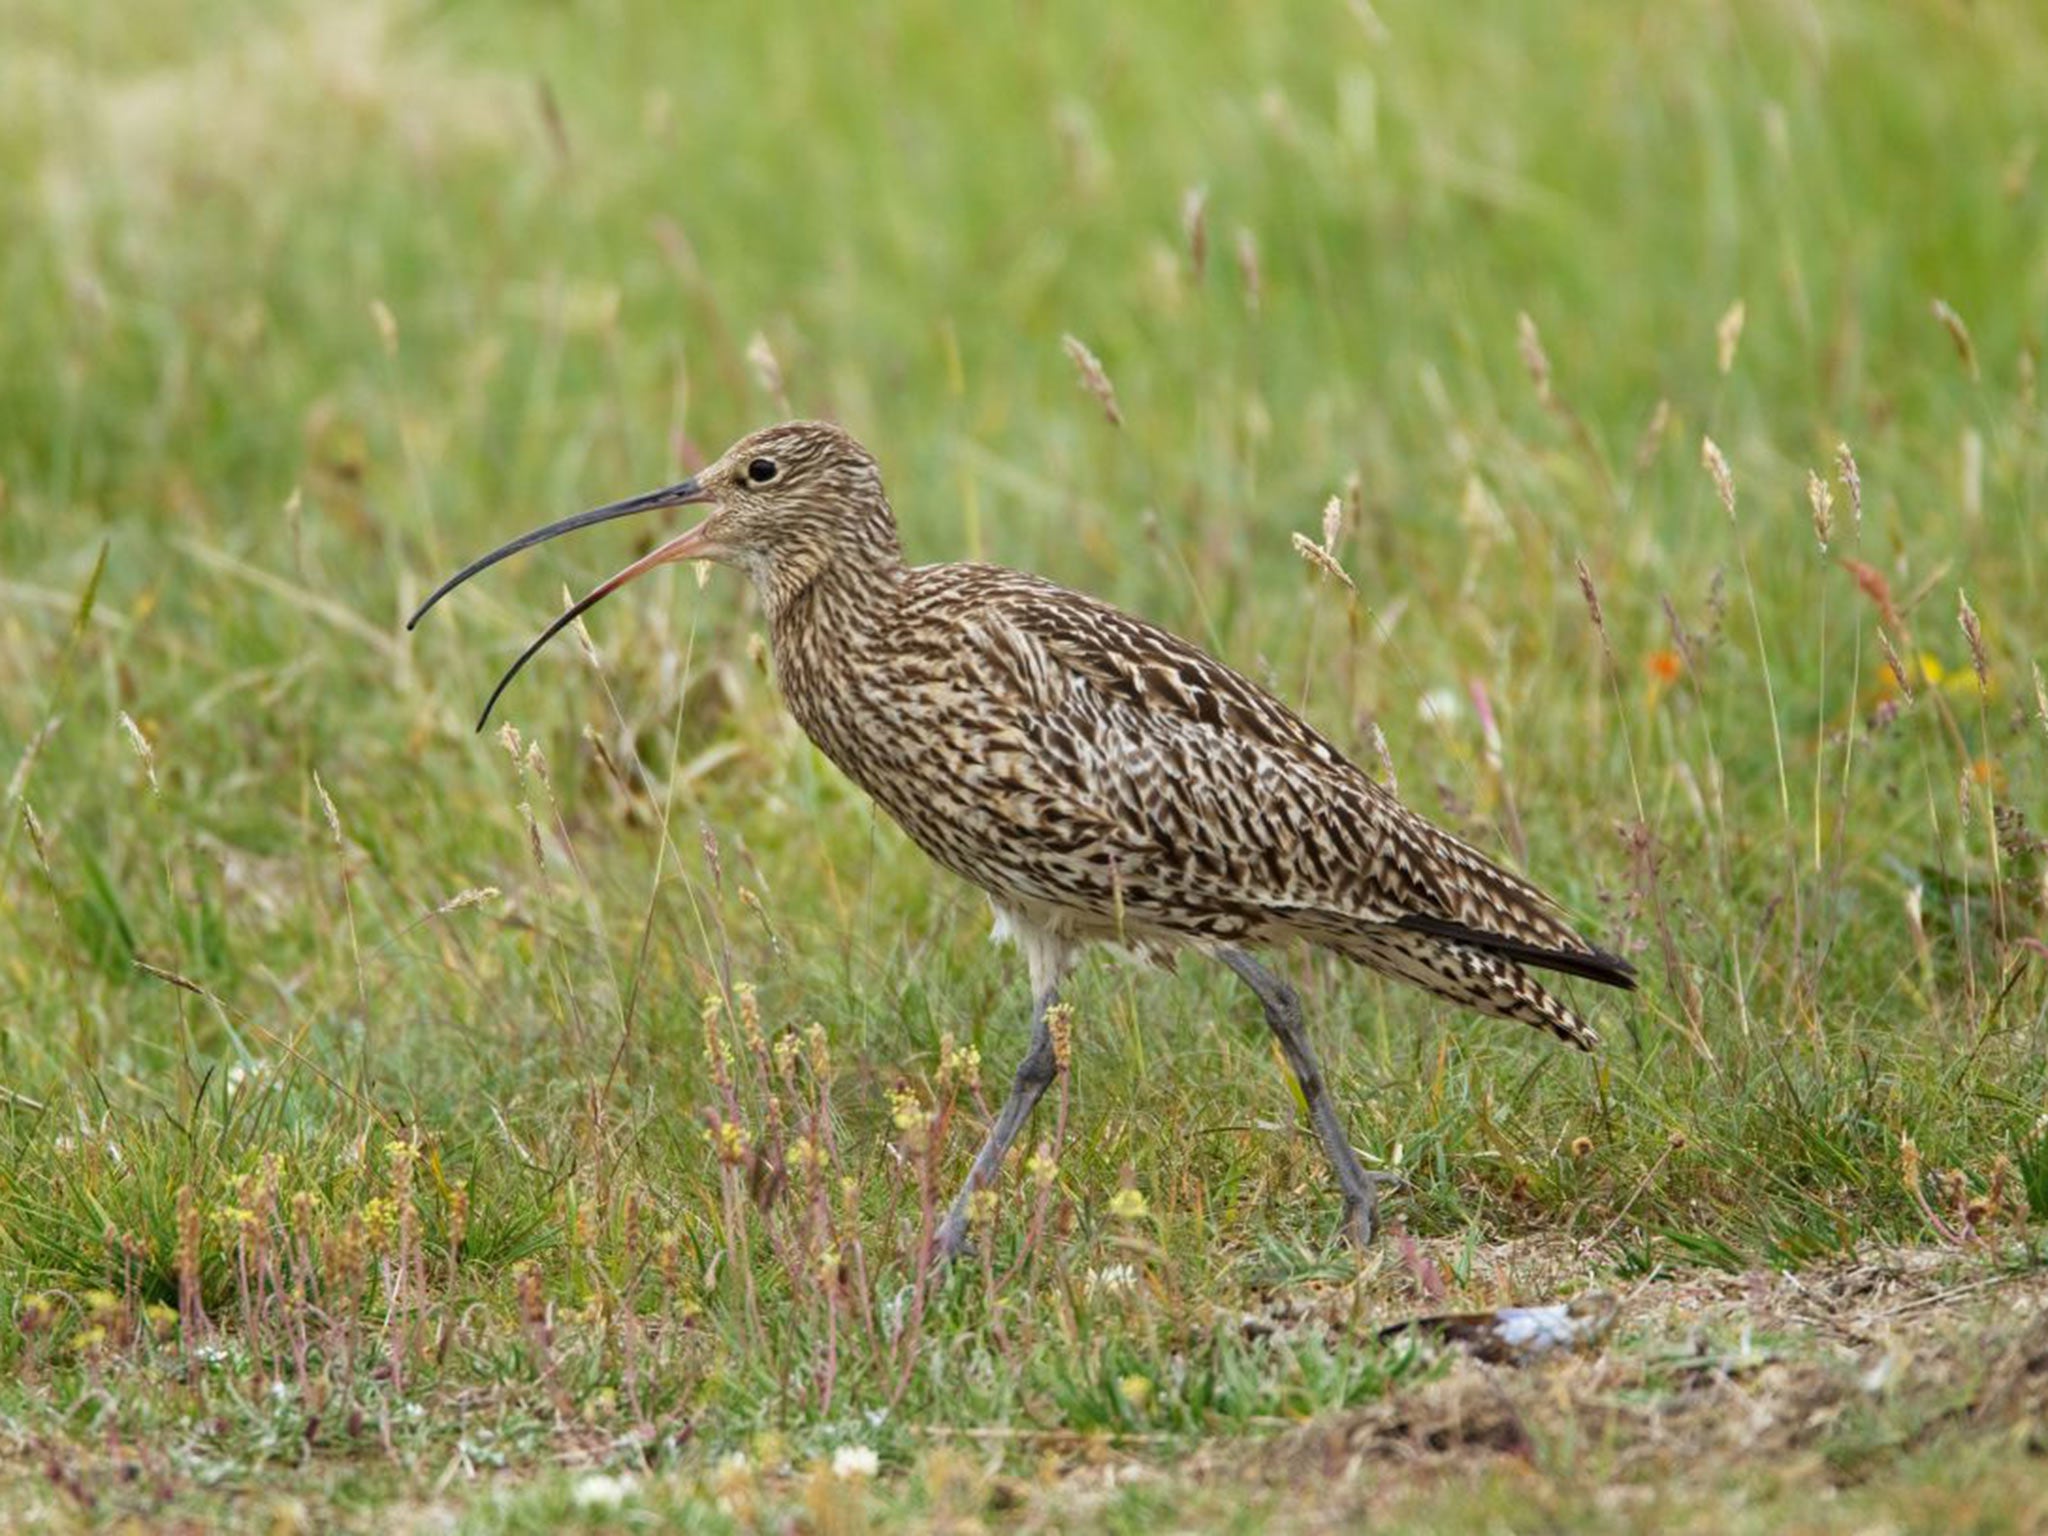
[1291,531,1354,590]
[1575,556,1612,660]
[21,802,50,874]
[1181,184,1208,276]
[1700,436,1735,516]
[745,331,785,401]
[1234,225,1261,313]
[1633,397,1672,470]
[1060,334,1123,426]
[1879,627,1913,700]
[1835,442,1863,531]
[1368,721,1398,794]
[312,771,342,848]
[1806,469,1834,553]
[117,712,159,798]
[1930,297,1979,378]
[1046,1001,1074,1073]
[1715,298,1746,374]
[1516,311,1553,406]
[1957,589,1989,695]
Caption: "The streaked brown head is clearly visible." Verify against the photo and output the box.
[408,420,898,730]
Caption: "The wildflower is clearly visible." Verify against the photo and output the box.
[1570,1136,1594,1159]
[709,1119,751,1167]
[831,1445,880,1480]
[1085,1263,1138,1295]
[1108,1186,1150,1222]
[937,1034,981,1092]
[1417,686,1464,725]
[1117,1374,1154,1411]
[1644,648,1684,707]
[570,1472,636,1510]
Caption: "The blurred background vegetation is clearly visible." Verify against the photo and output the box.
[2,0,2045,1526]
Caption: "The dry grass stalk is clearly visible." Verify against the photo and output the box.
[369,298,398,357]
[1060,334,1123,426]
[2033,660,2048,737]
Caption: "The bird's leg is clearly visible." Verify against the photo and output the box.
[1218,948,1392,1248]
[933,986,1062,1261]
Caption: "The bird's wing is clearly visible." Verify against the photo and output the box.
[943,568,1629,983]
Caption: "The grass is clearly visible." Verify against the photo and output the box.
[3,0,2047,1527]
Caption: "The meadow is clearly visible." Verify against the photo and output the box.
[3,0,2047,1528]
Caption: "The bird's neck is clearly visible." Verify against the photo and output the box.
[758,529,907,654]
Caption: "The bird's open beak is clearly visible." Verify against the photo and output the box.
[405,478,717,731]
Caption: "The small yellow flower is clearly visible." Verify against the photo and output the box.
[1117,1374,1153,1410]
[1108,1186,1150,1222]
[710,1120,751,1166]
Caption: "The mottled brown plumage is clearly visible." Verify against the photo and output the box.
[411,420,1635,1255]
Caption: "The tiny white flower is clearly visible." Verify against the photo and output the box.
[1084,1263,1139,1295]
[831,1445,879,1480]
[1417,686,1465,724]
[571,1472,636,1510]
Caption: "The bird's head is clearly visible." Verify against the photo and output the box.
[408,420,898,729]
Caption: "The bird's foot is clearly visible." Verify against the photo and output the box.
[931,1212,974,1268]
[1337,1171,1407,1250]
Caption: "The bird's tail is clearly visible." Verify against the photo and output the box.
[1342,927,1600,1051]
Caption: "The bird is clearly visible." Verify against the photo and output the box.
[408,420,1636,1256]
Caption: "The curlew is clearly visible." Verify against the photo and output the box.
[409,421,1635,1255]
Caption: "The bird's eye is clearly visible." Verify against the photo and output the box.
[747,458,778,484]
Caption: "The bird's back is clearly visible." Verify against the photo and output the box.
[772,560,1632,1044]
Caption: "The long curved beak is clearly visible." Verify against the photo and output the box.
[405,478,716,732]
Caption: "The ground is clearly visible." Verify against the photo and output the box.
[3,0,2047,1529]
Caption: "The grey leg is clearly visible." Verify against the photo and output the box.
[934,987,1062,1260]
[1219,948,1392,1247]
